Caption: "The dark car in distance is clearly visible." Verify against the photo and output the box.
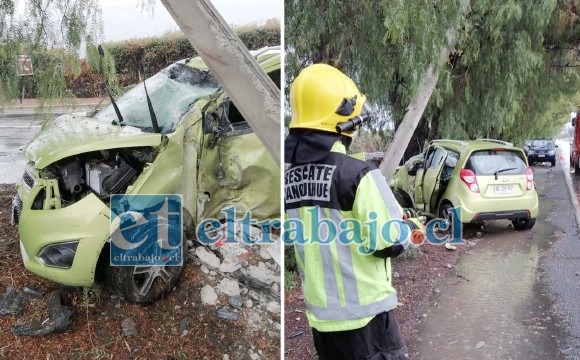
[527,138,557,166]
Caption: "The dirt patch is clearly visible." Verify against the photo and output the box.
[0,184,279,359]
[284,228,481,360]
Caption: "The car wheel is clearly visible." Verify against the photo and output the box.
[512,218,536,231]
[575,159,580,174]
[106,227,186,305]
[438,202,456,232]
[551,159,556,167]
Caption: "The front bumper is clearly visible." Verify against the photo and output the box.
[14,181,110,287]
[527,154,556,163]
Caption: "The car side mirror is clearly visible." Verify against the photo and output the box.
[555,145,559,148]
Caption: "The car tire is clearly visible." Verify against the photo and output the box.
[106,225,186,305]
[551,159,556,167]
[512,218,536,231]
[438,202,457,232]
[575,159,580,174]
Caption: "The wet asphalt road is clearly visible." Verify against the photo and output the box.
[0,113,42,184]
[0,106,91,184]
[410,143,580,359]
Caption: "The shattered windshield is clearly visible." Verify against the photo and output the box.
[94,63,220,133]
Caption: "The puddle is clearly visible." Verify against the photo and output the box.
[409,205,565,359]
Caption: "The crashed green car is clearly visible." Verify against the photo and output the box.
[391,139,538,230]
[11,47,280,304]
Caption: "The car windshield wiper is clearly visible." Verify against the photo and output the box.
[143,79,160,134]
[98,45,124,125]
[494,167,517,180]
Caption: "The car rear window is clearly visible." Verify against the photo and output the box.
[465,150,527,176]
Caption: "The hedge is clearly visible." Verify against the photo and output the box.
[67,26,280,97]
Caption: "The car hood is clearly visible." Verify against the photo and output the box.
[25,114,162,169]
[530,146,553,151]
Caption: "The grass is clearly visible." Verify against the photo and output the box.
[285,271,299,290]
[399,245,424,259]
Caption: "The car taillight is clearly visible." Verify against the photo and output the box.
[460,169,480,193]
[526,167,533,191]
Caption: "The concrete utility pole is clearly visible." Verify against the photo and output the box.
[161,0,281,164]
[379,0,469,180]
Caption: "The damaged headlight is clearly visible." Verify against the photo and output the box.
[37,241,79,268]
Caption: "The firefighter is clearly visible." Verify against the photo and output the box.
[285,63,416,359]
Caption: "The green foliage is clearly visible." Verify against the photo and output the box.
[284,245,297,271]
[285,0,462,122]
[285,270,299,290]
[398,245,423,259]
[0,2,279,104]
[104,26,280,88]
[285,0,580,149]
[0,0,102,105]
[284,245,301,289]
[349,130,393,153]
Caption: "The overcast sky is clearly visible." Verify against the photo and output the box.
[100,0,281,42]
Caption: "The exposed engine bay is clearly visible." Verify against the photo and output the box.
[43,147,156,205]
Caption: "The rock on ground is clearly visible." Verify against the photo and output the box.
[196,247,221,269]
[201,285,219,305]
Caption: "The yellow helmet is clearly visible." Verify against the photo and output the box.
[289,64,367,137]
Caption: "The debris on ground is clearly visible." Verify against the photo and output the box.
[10,290,74,336]
[474,341,486,350]
[121,317,138,337]
[444,242,457,251]
[216,307,239,321]
[0,287,27,316]
[191,222,281,336]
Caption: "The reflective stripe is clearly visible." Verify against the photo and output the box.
[330,209,360,307]
[369,169,403,244]
[369,169,403,219]
[286,208,304,264]
[317,208,340,309]
[288,203,399,323]
[287,208,306,281]
[307,292,398,321]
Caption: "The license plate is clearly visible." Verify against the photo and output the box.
[494,185,514,194]
[538,154,545,158]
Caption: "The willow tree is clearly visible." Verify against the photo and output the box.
[286,0,580,162]
[285,0,463,121]
[434,0,580,143]
[0,0,104,108]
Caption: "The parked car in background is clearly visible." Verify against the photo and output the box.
[527,138,557,166]
[391,139,538,230]
[11,47,281,304]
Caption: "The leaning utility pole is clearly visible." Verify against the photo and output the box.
[160,0,281,164]
[378,0,469,180]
